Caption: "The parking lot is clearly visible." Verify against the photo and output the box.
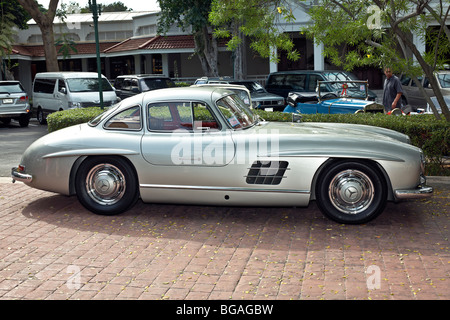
[0,176,448,300]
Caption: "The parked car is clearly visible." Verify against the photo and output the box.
[114,74,176,100]
[400,71,450,109]
[32,72,118,124]
[0,81,31,127]
[12,86,432,224]
[194,77,285,111]
[265,70,378,101]
[284,80,384,114]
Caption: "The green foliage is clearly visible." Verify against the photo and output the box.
[48,108,449,175]
[209,0,299,62]
[47,107,104,133]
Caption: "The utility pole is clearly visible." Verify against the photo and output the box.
[88,0,104,109]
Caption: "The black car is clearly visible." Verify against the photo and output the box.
[194,77,285,111]
[265,70,378,101]
[114,74,176,100]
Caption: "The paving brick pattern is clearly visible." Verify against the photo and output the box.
[0,181,448,300]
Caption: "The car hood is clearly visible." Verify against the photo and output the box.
[239,121,418,161]
[251,91,284,101]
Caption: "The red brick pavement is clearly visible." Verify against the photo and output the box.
[0,179,448,300]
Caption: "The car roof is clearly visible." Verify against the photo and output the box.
[268,70,351,75]
[35,72,107,79]
[116,74,171,79]
[138,86,233,103]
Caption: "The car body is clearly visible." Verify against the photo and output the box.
[194,77,285,111]
[114,74,176,100]
[32,72,118,124]
[0,81,31,127]
[12,86,432,224]
[400,71,450,109]
[265,70,378,101]
[284,80,385,114]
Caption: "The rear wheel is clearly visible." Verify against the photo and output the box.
[75,156,139,215]
[315,160,387,224]
[37,107,46,125]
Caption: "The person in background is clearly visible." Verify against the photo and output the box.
[382,67,403,113]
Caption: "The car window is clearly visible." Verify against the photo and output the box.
[0,82,25,94]
[66,78,114,92]
[104,105,142,130]
[148,101,218,132]
[114,78,124,89]
[216,94,256,130]
[307,74,323,91]
[437,73,450,88]
[400,76,411,86]
[33,78,56,94]
[141,78,176,91]
[286,74,306,90]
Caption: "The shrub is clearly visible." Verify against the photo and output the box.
[47,108,449,175]
[47,107,104,133]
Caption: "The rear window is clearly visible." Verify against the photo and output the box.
[0,82,25,94]
[141,78,176,91]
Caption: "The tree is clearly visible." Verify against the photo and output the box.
[1,0,30,79]
[303,0,450,121]
[157,0,219,76]
[209,0,299,77]
[17,0,60,72]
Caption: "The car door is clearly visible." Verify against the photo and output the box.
[141,100,235,167]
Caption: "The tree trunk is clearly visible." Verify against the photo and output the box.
[17,0,60,72]
[193,26,219,77]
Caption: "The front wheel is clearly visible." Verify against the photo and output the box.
[75,156,139,215]
[315,161,387,224]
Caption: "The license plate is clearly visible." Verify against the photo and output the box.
[2,99,13,104]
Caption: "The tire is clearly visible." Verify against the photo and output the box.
[37,107,46,125]
[75,156,139,215]
[315,160,387,224]
[18,114,30,127]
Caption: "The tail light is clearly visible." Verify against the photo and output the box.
[19,96,28,102]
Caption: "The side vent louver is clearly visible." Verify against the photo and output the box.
[246,161,289,185]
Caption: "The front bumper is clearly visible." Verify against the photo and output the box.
[394,185,434,200]
[11,167,33,183]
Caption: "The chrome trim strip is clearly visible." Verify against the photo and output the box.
[140,183,309,194]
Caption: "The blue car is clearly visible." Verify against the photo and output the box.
[284,80,384,115]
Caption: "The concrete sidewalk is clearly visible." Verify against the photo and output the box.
[0,177,448,300]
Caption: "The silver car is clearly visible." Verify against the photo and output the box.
[12,86,433,224]
[0,81,31,127]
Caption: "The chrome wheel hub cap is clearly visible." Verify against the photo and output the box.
[328,169,374,215]
[86,164,126,205]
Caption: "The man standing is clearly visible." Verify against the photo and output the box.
[382,67,403,113]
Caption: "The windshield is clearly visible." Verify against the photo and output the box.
[230,81,266,93]
[88,104,121,126]
[67,78,114,93]
[216,94,257,130]
[323,72,359,90]
[437,73,450,88]
[141,78,176,91]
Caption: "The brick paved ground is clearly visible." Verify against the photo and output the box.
[0,179,448,300]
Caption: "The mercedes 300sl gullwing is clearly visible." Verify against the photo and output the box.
[12,86,433,224]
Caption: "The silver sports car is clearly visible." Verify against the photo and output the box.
[12,86,433,224]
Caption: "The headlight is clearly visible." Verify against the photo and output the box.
[68,101,82,109]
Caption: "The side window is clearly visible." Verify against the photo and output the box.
[131,79,139,92]
[33,78,56,94]
[104,105,142,130]
[123,79,132,91]
[148,101,218,131]
[307,74,322,91]
[58,80,66,93]
[286,74,306,91]
[114,78,124,90]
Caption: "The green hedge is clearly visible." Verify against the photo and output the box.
[47,108,449,175]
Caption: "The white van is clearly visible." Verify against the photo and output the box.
[32,72,118,124]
